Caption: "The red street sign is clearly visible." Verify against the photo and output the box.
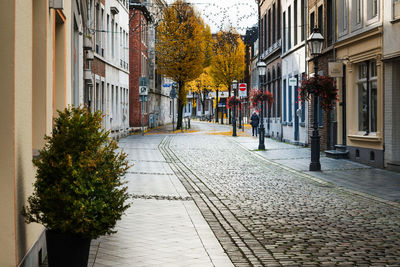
[239,83,247,91]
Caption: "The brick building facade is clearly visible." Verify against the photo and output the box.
[129,7,150,128]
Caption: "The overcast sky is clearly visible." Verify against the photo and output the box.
[164,0,258,34]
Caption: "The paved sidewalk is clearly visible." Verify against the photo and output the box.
[89,134,233,267]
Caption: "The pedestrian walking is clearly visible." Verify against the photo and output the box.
[250,111,259,137]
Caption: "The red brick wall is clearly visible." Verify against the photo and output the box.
[307,51,334,150]
[129,9,148,127]
[92,57,105,77]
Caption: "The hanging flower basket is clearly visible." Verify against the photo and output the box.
[226,96,242,109]
[299,75,338,111]
[250,89,274,108]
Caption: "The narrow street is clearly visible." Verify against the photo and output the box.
[91,121,400,266]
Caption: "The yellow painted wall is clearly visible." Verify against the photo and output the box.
[0,0,72,265]
[0,0,17,265]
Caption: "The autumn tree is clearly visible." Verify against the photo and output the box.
[186,67,214,118]
[156,0,212,129]
[210,30,246,123]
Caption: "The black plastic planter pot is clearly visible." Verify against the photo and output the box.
[46,230,91,267]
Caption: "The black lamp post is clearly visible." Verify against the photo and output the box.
[232,79,238,137]
[308,28,324,171]
[257,61,266,150]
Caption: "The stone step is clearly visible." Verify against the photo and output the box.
[325,149,349,159]
[387,161,400,173]
[334,144,348,152]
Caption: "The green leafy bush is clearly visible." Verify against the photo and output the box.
[23,106,131,239]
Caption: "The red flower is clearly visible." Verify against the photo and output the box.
[226,96,242,109]
[250,89,274,108]
[299,75,338,111]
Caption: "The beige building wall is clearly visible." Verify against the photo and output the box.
[0,1,72,266]
[335,28,384,165]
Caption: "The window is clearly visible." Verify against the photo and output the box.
[107,15,110,58]
[272,4,276,43]
[317,97,324,127]
[260,17,264,53]
[264,14,267,51]
[310,12,315,33]
[367,0,378,20]
[318,5,323,35]
[111,19,115,58]
[327,0,333,46]
[288,6,291,50]
[395,0,400,19]
[294,0,298,45]
[288,79,292,122]
[343,0,348,30]
[356,0,362,24]
[301,0,305,41]
[283,12,286,52]
[357,61,377,134]
[301,73,305,122]
[277,0,281,39]
[268,9,271,48]
[283,79,287,122]
[277,67,281,118]
[337,0,349,36]
[95,4,100,54]
[101,8,104,56]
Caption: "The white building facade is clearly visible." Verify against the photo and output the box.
[89,0,130,138]
[281,0,308,145]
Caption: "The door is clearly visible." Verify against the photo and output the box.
[294,75,299,141]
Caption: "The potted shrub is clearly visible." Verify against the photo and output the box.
[22,106,131,267]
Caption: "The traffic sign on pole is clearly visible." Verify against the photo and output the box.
[139,77,148,96]
[238,83,247,97]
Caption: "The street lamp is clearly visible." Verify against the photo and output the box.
[232,79,238,137]
[257,61,266,150]
[308,28,324,171]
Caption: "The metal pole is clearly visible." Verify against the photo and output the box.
[232,83,237,136]
[257,1,265,150]
[141,100,144,136]
[258,74,265,150]
[172,99,174,132]
[309,57,321,171]
[239,100,242,129]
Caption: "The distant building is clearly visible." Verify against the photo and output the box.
[89,0,131,138]
[259,0,283,140]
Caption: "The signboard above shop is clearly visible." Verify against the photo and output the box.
[328,62,343,77]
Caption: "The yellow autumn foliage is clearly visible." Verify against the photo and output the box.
[209,30,246,89]
[156,0,212,128]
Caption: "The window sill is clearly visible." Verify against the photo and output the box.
[300,122,305,127]
[348,134,382,142]
[287,122,293,126]
[282,121,288,126]
[391,17,400,24]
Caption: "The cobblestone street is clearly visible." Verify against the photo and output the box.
[90,121,400,266]
[163,121,400,266]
